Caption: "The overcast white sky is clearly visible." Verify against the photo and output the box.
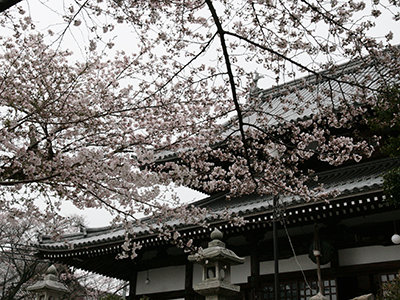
[59,187,207,227]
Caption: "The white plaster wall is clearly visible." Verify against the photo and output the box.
[136,265,185,294]
[339,245,400,266]
[260,254,330,275]
[231,256,251,284]
[192,263,203,286]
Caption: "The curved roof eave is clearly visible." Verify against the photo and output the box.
[35,158,400,253]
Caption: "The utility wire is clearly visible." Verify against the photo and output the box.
[278,197,314,293]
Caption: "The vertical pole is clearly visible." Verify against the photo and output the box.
[316,255,323,294]
[273,195,280,300]
[248,232,262,300]
[314,224,324,295]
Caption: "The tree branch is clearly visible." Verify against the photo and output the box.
[0,174,60,186]
[205,0,259,192]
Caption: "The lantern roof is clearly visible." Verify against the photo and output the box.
[188,229,245,265]
[27,265,70,294]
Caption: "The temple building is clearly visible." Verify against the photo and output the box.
[34,58,400,300]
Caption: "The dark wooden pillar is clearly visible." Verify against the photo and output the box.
[185,261,195,300]
[129,270,137,300]
[250,245,260,280]
[247,231,264,300]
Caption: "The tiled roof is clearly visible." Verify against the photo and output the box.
[246,60,390,124]
[190,158,398,219]
[157,57,400,163]
[36,157,399,251]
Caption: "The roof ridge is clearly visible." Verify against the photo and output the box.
[250,58,365,100]
[316,157,400,178]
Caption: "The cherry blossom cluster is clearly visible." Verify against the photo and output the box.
[1,0,400,257]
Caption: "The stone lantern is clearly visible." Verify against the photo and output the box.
[188,228,245,300]
[27,265,70,300]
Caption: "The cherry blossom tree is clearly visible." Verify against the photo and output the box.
[0,211,46,300]
[58,266,127,300]
[0,209,87,300]
[1,0,400,246]
[0,207,125,300]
